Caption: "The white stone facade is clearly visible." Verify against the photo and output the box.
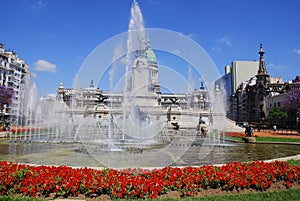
[57,44,214,129]
[0,43,31,123]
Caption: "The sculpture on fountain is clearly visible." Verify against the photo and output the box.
[53,34,217,144]
[8,0,223,146]
[2,0,233,168]
[197,115,208,137]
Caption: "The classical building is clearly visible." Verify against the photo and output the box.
[57,42,213,129]
[0,43,31,124]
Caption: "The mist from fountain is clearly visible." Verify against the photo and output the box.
[122,0,149,139]
[71,0,179,168]
[9,82,75,143]
[4,0,233,169]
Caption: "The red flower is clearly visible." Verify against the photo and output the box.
[0,160,299,199]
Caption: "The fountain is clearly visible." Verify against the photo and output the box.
[1,0,299,168]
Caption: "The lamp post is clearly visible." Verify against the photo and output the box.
[297,117,299,132]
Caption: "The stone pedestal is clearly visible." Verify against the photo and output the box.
[242,137,256,143]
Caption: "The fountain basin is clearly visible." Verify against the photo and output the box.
[1,139,300,168]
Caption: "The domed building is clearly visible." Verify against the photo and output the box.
[145,41,160,94]
[131,40,160,95]
[57,39,213,130]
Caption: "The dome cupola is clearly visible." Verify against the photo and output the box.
[145,40,157,65]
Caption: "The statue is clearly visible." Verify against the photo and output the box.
[170,117,180,130]
[197,115,208,137]
[95,94,108,104]
[244,124,253,137]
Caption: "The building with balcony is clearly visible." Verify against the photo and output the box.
[0,43,31,125]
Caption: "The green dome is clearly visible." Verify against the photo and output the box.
[146,46,157,65]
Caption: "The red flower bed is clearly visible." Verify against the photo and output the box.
[0,160,299,199]
[10,127,48,133]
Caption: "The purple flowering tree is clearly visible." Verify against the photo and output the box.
[281,88,300,128]
[281,88,300,111]
[0,86,14,129]
[0,86,14,112]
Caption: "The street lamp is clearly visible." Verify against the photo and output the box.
[297,117,299,132]
[297,109,300,133]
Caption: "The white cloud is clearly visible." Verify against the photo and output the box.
[34,59,56,73]
[293,49,300,54]
[269,63,285,70]
[187,33,197,41]
[36,0,48,9]
[149,0,160,5]
[212,46,222,52]
[27,0,48,9]
[216,37,232,47]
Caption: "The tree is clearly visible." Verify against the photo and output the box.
[267,106,287,127]
[281,88,300,111]
[281,88,300,128]
[0,86,14,130]
[0,85,14,111]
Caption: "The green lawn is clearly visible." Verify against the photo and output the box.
[175,189,300,201]
[287,159,300,166]
[0,196,43,201]
[1,189,300,201]
[224,136,243,141]
[225,136,300,143]
[255,137,300,143]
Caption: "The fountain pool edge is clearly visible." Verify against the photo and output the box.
[3,153,300,171]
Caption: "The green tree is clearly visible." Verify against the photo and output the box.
[267,106,287,127]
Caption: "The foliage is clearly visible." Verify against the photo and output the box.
[267,106,287,121]
[0,160,299,199]
[287,159,300,167]
[0,195,43,201]
[0,86,14,110]
[281,88,300,112]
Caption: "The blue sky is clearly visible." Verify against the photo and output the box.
[1,0,300,96]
